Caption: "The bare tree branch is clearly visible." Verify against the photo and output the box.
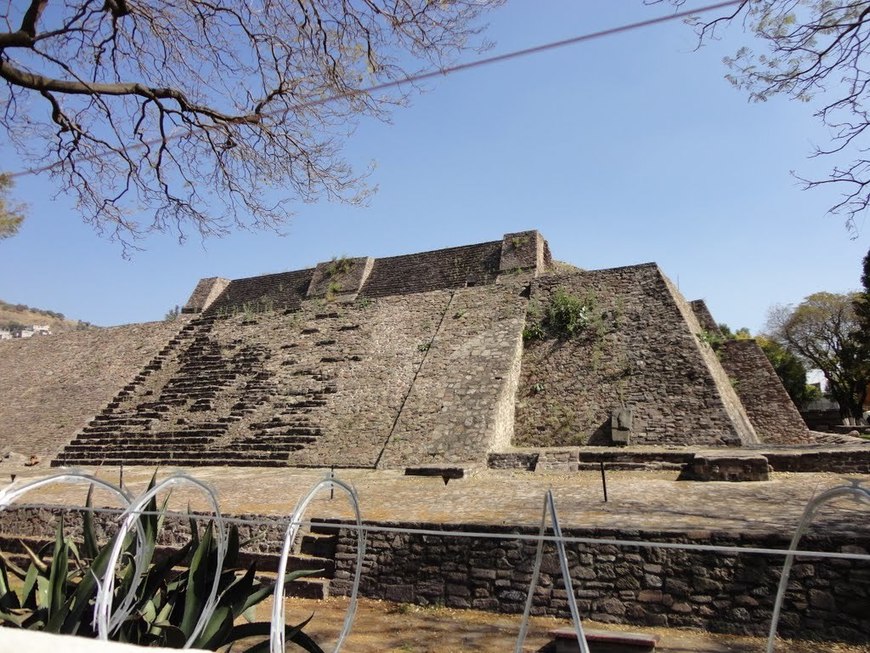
[652,0,870,236]
[0,0,502,251]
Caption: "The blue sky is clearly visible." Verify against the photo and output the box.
[1,1,867,331]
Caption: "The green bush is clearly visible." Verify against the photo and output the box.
[523,288,596,341]
[0,481,321,651]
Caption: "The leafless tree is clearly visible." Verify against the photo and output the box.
[0,0,501,250]
[654,0,870,235]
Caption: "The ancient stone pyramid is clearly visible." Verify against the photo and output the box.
[0,230,810,469]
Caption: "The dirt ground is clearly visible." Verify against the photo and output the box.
[244,596,870,653]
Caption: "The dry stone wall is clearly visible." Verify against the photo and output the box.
[183,277,229,313]
[330,522,869,642]
[359,241,502,298]
[718,340,812,445]
[377,285,527,467]
[3,506,866,641]
[0,320,187,463]
[689,300,720,335]
[513,265,757,448]
[205,269,314,315]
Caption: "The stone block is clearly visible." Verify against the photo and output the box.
[307,256,374,300]
[499,230,546,273]
[686,452,770,482]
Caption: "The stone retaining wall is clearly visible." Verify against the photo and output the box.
[205,269,314,316]
[718,340,812,445]
[488,447,870,474]
[329,522,870,642]
[513,265,757,449]
[0,320,188,463]
[2,507,867,642]
[377,285,527,467]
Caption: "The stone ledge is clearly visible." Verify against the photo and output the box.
[549,627,660,653]
[682,452,770,482]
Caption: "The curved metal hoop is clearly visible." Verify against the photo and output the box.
[93,472,227,648]
[0,471,146,637]
[270,475,365,653]
[766,479,870,653]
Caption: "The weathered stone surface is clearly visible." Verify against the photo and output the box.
[513,265,758,449]
[0,229,840,469]
[687,452,770,482]
[717,339,812,445]
[183,277,230,313]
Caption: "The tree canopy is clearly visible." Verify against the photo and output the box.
[657,0,870,233]
[755,334,821,409]
[0,0,500,249]
[717,322,820,408]
[767,291,867,421]
[0,174,24,239]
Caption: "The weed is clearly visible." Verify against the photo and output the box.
[326,280,342,301]
[697,329,725,350]
[326,256,353,277]
[510,234,529,249]
[524,288,597,341]
[417,342,431,353]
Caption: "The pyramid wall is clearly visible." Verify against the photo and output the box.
[0,230,817,471]
[0,320,188,461]
[513,264,758,448]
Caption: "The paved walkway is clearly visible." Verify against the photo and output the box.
[4,465,869,538]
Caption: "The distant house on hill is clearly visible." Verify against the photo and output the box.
[5,325,52,339]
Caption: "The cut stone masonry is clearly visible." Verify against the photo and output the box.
[0,229,823,469]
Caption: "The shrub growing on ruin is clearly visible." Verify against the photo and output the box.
[523,288,597,341]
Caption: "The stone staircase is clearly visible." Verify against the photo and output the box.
[51,309,365,468]
[235,522,339,599]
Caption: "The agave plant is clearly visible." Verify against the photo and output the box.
[0,479,322,652]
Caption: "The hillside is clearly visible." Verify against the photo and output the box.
[0,299,96,333]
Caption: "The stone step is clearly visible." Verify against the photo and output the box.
[64,436,219,449]
[54,449,290,464]
[227,440,310,450]
[299,532,337,558]
[52,456,291,468]
[283,400,328,409]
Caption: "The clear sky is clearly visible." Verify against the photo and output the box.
[1,1,867,331]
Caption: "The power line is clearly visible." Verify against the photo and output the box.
[8,0,742,180]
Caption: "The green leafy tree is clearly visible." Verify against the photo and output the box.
[718,323,819,408]
[755,335,820,409]
[654,0,870,232]
[767,292,867,422]
[0,174,25,239]
[0,1,501,250]
[852,248,870,409]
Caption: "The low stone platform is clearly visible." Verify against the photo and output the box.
[4,465,868,537]
[550,627,660,653]
[488,443,870,476]
[683,451,770,482]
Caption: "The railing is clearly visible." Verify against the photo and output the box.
[0,471,867,652]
